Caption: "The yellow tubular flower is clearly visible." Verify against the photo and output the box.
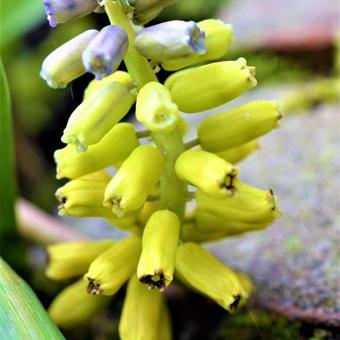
[83,71,135,99]
[61,72,137,152]
[175,242,246,312]
[181,222,227,243]
[198,101,281,152]
[234,271,255,301]
[119,275,164,340]
[46,240,116,281]
[137,210,180,289]
[195,210,273,236]
[162,19,233,71]
[54,123,139,180]
[215,140,260,164]
[177,115,189,137]
[159,298,172,340]
[195,181,281,233]
[55,171,112,218]
[165,58,257,113]
[103,145,164,217]
[137,200,161,227]
[175,149,239,197]
[85,236,141,296]
[48,279,109,329]
[136,82,179,133]
[55,171,137,230]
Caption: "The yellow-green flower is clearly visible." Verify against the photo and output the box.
[137,210,180,289]
[119,275,166,340]
[175,149,239,197]
[54,123,139,179]
[48,279,109,329]
[136,82,179,133]
[175,242,247,313]
[103,145,164,217]
[62,72,137,151]
[46,240,115,281]
[165,58,257,113]
[85,236,141,295]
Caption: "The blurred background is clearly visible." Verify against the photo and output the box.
[1,0,339,339]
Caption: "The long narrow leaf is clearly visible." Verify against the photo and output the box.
[0,57,17,239]
[0,258,65,339]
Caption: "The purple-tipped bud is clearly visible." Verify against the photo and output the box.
[82,25,129,80]
[43,0,98,27]
[135,20,206,62]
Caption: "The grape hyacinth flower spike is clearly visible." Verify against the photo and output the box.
[39,0,282,335]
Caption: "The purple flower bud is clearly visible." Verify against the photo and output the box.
[43,0,98,27]
[82,25,129,80]
[135,20,206,62]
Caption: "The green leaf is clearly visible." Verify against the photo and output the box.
[0,57,17,237]
[0,0,45,48]
[0,257,65,339]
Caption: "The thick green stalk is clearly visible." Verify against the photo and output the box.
[152,129,186,220]
[104,0,157,88]
[104,2,186,220]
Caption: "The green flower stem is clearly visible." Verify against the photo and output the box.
[136,130,151,139]
[104,0,157,88]
[152,129,186,221]
[104,2,187,221]
[184,138,200,149]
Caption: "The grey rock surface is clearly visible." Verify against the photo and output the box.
[207,104,340,325]
[218,0,338,50]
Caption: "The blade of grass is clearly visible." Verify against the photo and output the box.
[0,257,65,339]
[0,56,17,238]
[0,56,25,271]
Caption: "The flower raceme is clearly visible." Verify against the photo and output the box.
[41,1,282,337]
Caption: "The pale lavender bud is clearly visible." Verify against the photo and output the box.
[82,25,129,80]
[40,30,98,89]
[43,0,98,27]
[135,20,206,62]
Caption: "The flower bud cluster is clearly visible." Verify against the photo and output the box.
[41,0,282,336]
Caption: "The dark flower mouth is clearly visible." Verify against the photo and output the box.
[87,278,101,295]
[230,294,241,311]
[221,172,238,195]
[139,271,166,290]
